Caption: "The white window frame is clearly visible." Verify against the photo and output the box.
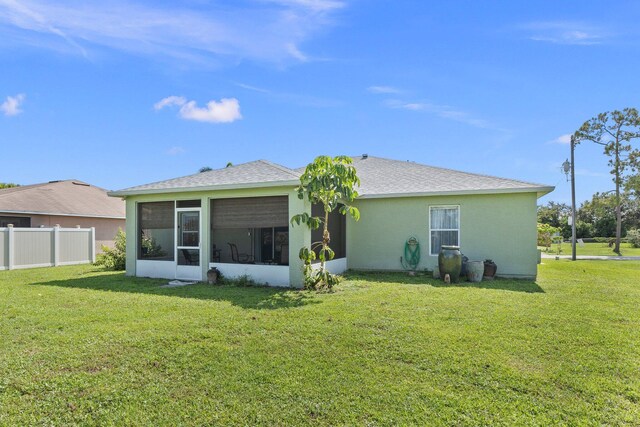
[428,205,460,256]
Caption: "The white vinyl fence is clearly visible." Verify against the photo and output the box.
[0,225,95,270]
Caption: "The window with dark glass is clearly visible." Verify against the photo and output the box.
[177,200,201,208]
[0,216,31,228]
[138,201,175,261]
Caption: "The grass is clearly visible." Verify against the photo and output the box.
[540,241,640,256]
[1,262,639,426]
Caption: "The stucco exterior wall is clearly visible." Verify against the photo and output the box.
[123,186,310,287]
[346,192,539,279]
[0,213,123,254]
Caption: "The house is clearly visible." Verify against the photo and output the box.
[109,156,554,286]
[0,180,125,253]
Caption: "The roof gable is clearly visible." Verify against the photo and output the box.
[110,160,300,196]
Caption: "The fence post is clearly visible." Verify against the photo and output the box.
[53,225,60,266]
[7,224,14,270]
[90,227,96,263]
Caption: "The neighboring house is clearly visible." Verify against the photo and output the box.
[109,156,554,287]
[0,180,125,253]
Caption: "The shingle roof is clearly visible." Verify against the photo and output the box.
[349,156,553,198]
[0,180,125,218]
[109,160,300,196]
[110,156,553,198]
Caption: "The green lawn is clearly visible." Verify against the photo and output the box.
[541,241,640,256]
[1,262,639,426]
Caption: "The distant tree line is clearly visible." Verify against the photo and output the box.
[538,192,640,239]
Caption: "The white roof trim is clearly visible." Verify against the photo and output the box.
[108,179,300,197]
[0,210,125,219]
[356,186,555,199]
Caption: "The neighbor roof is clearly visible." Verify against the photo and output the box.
[110,156,553,198]
[0,180,125,219]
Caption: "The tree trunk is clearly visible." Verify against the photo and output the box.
[614,141,622,254]
[321,209,330,273]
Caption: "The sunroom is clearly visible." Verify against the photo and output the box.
[209,196,292,286]
[133,192,347,287]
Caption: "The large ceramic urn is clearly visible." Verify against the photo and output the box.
[438,245,462,283]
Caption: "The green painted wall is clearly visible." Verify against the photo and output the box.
[346,192,539,279]
[123,186,310,287]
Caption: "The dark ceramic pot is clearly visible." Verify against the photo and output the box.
[207,267,219,284]
[460,255,469,278]
[483,260,497,280]
[438,245,462,283]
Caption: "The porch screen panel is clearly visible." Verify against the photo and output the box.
[138,201,175,261]
[211,196,288,229]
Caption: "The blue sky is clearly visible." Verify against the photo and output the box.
[1,0,639,205]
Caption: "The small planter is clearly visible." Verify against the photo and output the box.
[207,267,220,284]
[483,259,497,281]
[466,261,484,283]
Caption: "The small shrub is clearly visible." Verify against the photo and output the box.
[141,234,166,258]
[299,247,340,291]
[627,229,640,248]
[95,229,126,270]
[575,221,594,239]
[222,274,261,287]
[537,223,560,251]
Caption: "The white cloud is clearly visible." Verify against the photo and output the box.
[155,96,242,123]
[285,43,309,62]
[0,0,345,65]
[520,22,605,45]
[154,96,186,110]
[548,134,572,144]
[266,0,344,12]
[235,83,271,94]
[1,93,25,116]
[367,86,401,94]
[384,99,491,129]
[166,146,185,156]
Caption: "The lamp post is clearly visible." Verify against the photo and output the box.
[562,136,577,261]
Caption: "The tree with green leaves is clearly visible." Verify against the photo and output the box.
[537,201,571,238]
[574,108,640,253]
[0,183,19,189]
[577,192,618,238]
[291,155,361,291]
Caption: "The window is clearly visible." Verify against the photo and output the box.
[0,216,31,227]
[429,206,459,255]
[138,201,175,261]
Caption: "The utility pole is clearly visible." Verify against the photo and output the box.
[570,135,577,261]
[562,136,577,261]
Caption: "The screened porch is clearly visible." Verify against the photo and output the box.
[210,196,290,266]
